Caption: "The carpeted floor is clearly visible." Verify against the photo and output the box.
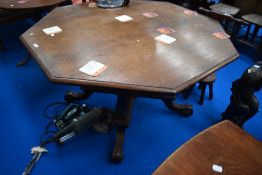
[0,12,261,175]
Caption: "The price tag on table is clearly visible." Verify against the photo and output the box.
[42,26,62,36]
[115,15,133,22]
[142,12,158,18]
[156,27,175,35]
[212,32,230,39]
[184,9,198,16]
[155,34,176,44]
[79,60,108,77]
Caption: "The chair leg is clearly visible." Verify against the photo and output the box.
[208,83,214,100]
[231,23,241,41]
[199,83,206,105]
[198,82,203,90]
[254,42,262,61]
[250,25,260,43]
[244,24,252,41]
[224,21,229,33]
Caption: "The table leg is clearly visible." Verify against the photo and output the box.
[16,52,31,67]
[64,88,93,102]
[254,42,262,61]
[162,98,193,117]
[0,37,4,51]
[112,127,125,162]
[112,94,134,163]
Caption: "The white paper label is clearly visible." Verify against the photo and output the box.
[42,26,62,36]
[155,34,176,44]
[254,65,260,68]
[212,164,223,173]
[33,43,39,48]
[31,146,48,154]
[115,15,133,22]
[79,60,108,76]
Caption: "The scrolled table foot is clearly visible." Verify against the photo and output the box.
[162,99,193,117]
[111,127,125,163]
[16,55,31,67]
[64,89,92,102]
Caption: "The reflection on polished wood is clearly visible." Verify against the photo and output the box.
[20,1,239,162]
[20,1,238,94]
[153,120,262,175]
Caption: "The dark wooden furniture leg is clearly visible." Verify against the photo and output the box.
[162,98,193,117]
[16,52,31,67]
[208,83,214,100]
[0,37,4,51]
[244,24,252,41]
[199,82,206,105]
[231,23,240,40]
[112,94,134,163]
[254,42,262,61]
[250,25,260,43]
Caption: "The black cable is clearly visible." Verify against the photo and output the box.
[44,120,54,132]
[43,102,68,119]
[39,131,56,146]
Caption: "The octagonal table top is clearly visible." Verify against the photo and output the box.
[20,1,239,97]
[0,0,66,10]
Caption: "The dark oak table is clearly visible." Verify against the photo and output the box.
[0,0,66,66]
[20,1,239,162]
[0,0,66,10]
[153,120,262,175]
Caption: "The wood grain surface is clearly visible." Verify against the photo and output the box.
[153,120,262,175]
[0,0,66,10]
[20,1,239,96]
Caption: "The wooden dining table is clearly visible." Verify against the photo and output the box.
[0,0,66,10]
[20,0,239,162]
[0,0,67,66]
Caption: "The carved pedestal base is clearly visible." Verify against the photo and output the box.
[112,127,125,162]
[63,88,193,162]
[162,99,193,116]
[111,94,134,163]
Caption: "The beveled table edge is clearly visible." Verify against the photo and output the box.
[152,120,261,174]
[175,52,239,93]
[20,34,239,98]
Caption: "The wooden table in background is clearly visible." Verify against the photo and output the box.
[153,120,262,175]
[20,1,239,162]
[0,0,66,66]
[0,0,66,10]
